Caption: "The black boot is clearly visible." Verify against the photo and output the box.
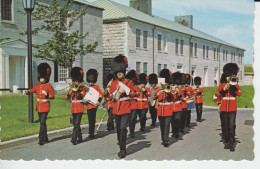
[163,141,169,147]
[38,139,44,146]
[224,143,230,149]
[118,150,126,158]
[230,143,235,152]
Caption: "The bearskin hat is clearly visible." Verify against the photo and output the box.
[71,67,84,83]
[184,74,191,85]
[159,69,171,84]
[103,73,115,88]
[220,73,227,84]
[37,63,51,83]
[148,73,158,85]
[138,73,148,85]
[171,72,183,85]
[112,54,128,75]
[194,76,202,86]
[223,63,239,76]
[125,69,138,85]
[86,69,98,83]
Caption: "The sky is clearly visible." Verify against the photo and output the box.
[88,0,254,64]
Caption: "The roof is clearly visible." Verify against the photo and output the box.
[91,0,245,51]
[0,39,26,45]
[74,0,104,10]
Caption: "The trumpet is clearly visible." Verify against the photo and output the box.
[71,82,90,92]
[162,83,172,93]
[228,75,239,85]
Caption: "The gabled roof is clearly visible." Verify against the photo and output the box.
[91,0,245,51]
[74,0,104,10]
[0,39,26,46]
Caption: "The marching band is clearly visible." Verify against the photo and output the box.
[26,57,242,157]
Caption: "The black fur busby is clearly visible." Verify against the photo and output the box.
[148,73,158,85]
[71,67,84,83]
[223,63,239,76]
[37,63,51,83]
[159,69,171,84]
[138,73,148,85]
[103,73,115,88]
[171,72,183,85]
[112,54,128,75]
[194,76,202,86]
[184,74,191,85]
[125,69,138,85]
[220,73,227,84]
[86,69,98,83]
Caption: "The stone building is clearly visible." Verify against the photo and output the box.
[92,0,245,87]
[0,0,103,94]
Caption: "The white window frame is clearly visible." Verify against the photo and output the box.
[58,65,69,82]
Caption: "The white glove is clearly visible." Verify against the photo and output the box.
[42,90,47,96]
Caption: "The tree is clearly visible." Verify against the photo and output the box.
[21,0,98,75]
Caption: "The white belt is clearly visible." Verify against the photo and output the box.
[37,99,49,102]
[158,102,172,105]
[187,100,194,103]
[222,97,236,100]
[134,97,138,99]
[174,101,181,104]
[71,100,85,103]
[119,97,130,101]
[137,98,148,101]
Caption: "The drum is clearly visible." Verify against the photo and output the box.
[84,87,100,106]
[187,100,195,109]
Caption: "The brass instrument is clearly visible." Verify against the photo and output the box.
[71,82,89,93]
[228,75,239,85]
[162,83,172,93]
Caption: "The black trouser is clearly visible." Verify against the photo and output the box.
[158,116,172,142]
[107,108,114,130]
[171,111,181,134]
[180,108,187,130]
[186,109,191,126]
[221,111,237,145]
[138,109,148,130]
[195,103,203,121]
[38,112,48,141]
[115,114,130,151]
[72,113,83,141]
[129,109,138,134]
[149,105,157,126]
[87,108,97,135]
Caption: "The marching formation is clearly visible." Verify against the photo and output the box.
[26,54,241,158]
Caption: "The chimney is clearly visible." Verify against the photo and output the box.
[129,0,152,15]
[174,15,193,29]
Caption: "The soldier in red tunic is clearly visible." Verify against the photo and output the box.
[85,69,103,139]
[148,73,159,127]
[137,73,151,132]
[193,77,204,122]
[109,55,134,158]
[215,63,241,151]
[65,67,85,145]
[154,69,173,147]
[184,74,194,127]
[125,70,139,138]
[26,63,55,145]
[103,73,115,131]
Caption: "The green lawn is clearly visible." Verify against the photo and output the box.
[244,65,254,73]
[0,93,106,141]
[203,85,254,108]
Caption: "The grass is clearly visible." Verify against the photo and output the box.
[203,85,254,108]
[244,65,253,73]
[0,85,254,141]
[0,93,106,141]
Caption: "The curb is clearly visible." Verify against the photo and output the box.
[203,105,254,111]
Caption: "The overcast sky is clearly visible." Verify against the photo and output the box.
[88,0,254,64]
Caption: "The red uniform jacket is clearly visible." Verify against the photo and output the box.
[154,88,173,116]
[86,85,103,110]
[171,89,182,112]
[29,83,55,113]
[185,86,194,107]
[193,87,204,104]
[109,79,134,115]
[104,90,112,109]
[66,86,86,113]
[216,83,241,112]
[180,88,188,109]
[130,85,140,110]
[137,87,151,109]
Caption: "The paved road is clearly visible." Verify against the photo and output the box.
[0,107,254,160]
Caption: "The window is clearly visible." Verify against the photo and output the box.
[163,36,167,52]
[143,62,147,74]
[175,39,179,54]
[194,43,197,57]
[1,0,12,21]
[158,34,162,51]
[217,48,219,60]
[234,53,236,63]
[214,68,218,86]
[203,45,205,59]
[58,65,69,82]
[177,63,183,72]
[158,64,162,74]
[172,65,175,73]
[214,48,216,60]
[136,62,141,73]
[206,46,209,59]
[190,42,193,57]
[191,66,196,85]
[223,50,225,62]
[143,31,148,49]
[204,67,208,86]
[226,50,228,62]
[180,40,184,55]
[164,64,167,69]
[136,29,141,48]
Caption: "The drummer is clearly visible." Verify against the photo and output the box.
[184,74,194,127]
